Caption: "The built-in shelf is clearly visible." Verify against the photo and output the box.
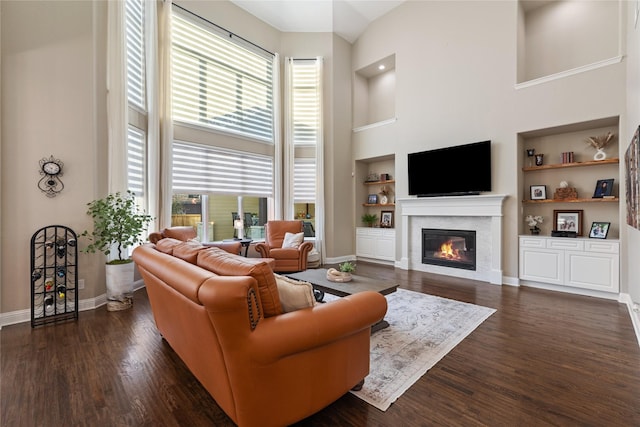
[522,158,619,172]
[364,180,395,185]
[363,203,395,207]
[522,198,619,204]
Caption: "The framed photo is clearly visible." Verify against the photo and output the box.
[380,211,394,228]
[530,185,547,200]
[553,210,584,236]
[593,178,614,198]
[367,194,378,204]
[589,222,610,239]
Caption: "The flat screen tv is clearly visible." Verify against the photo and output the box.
[408,140,491,197]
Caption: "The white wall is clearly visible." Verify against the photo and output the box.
[351,0,626,283]
[625,1,640,304]
[1,0,108,314]
[523,0,620,81]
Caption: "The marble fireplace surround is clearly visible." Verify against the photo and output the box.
[396,195,507,284]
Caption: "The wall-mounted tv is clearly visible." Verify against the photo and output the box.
[408,140,491,197]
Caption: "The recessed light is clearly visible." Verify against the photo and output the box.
[378,64,386,70]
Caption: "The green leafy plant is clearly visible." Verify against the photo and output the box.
[361,213,378,227]
[81,191,153,264]
[339,261,356,273]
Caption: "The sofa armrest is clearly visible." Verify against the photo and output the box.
[200,281,387,361]
[251,292,387,362]
[254,242,270,258]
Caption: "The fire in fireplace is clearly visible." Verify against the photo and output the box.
[422,228,476,270]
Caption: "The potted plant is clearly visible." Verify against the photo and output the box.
[82,191,153,311]
[361,213,378,227]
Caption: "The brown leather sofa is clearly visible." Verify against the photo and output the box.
[148,226,242,255]
[255,220,314,272]
[132,241,387,427]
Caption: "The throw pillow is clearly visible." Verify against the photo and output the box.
[273,274,316,313]
[282,232,304,249]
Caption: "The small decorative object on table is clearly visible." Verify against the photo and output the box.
[589,222,611,239]
[379,185,391,205]
[366,172,380,182]
[535,153,544,166]
[326,261,355,282]
[585,132,615,161]
[526,148,535,167]
[553,180,577,200]
[526,214,543,235]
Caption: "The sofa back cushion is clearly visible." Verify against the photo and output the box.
[173,240,206,264]
[163,226,198,241]
[197,248,283,317]
[155,238,183,255]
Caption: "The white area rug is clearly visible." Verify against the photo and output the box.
[335,288,496,411]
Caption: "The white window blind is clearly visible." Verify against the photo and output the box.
[172,141,273,197]
[171,10,274,142]
[291,60,320,146]
[127,125,146,197]
[125,0,145,110]
[293,158,316,203]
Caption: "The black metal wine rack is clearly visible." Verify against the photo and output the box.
[30,225,79,327]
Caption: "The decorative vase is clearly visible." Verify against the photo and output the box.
[593,148,606,161]
[535,154,544,166]
[530,228,540,235]
[105,262,135,311]
[326,268,352,282]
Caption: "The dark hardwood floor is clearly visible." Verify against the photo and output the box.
[3,262,640,426]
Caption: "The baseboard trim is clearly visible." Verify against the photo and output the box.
[619,293,640,347]
[0,281,146,329]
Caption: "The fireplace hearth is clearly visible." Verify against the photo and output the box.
[422,228,476,270]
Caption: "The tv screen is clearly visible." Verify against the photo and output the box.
[408,141,491,197]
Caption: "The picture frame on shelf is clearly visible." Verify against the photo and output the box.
[589,222,610,239]
[553,210,583,236]
[380,211,393,228]
[367,194,378,204]
[530,185,547,200]
[593,178,614,198]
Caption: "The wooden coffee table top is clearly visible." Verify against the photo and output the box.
[286,268,398,297]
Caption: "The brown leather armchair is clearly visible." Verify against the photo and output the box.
[148,226,242,255]
[255,221,313,272]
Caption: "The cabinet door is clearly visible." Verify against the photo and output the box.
[519,247,563,285]
[374,230,395,261]
[566,251,619,293]
[356,229,376,258]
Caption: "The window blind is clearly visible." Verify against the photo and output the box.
[291,60,320,146]
[125,0,145,110]
[293,158,316,203]
[171,10,275,142]
[127,125,145,197]
[172,141,273,197]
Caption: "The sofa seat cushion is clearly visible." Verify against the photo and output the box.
[197,248,283,317]
[173,240,207,264]
[268,247,303,260]
[273,274,316,313]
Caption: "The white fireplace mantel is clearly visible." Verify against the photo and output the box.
[396,194,508,284]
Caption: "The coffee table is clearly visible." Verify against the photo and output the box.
[286,268,397,332]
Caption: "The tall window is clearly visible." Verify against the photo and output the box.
[171,9,274,143]
[169,6,277,241]
[286,58,321,228]
[125,0,147,198]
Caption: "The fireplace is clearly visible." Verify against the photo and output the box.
[422,228,476,270]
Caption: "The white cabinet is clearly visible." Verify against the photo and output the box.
[519,236,619,294]
[356,227,395,262]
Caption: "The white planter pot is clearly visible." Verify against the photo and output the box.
[105,262,134,311]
